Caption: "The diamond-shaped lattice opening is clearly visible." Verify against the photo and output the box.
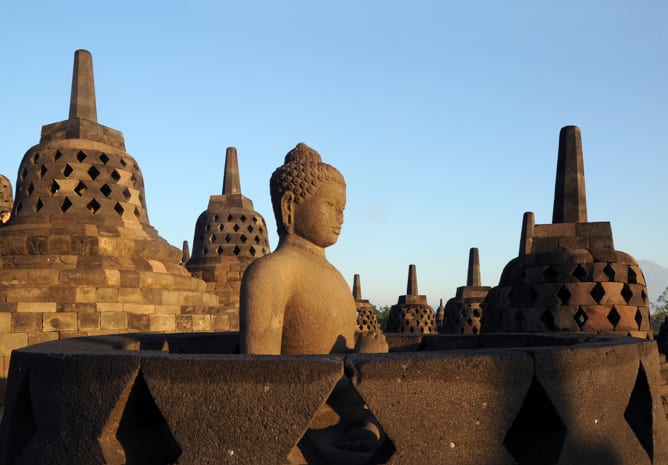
[61,197,72,212]
[74,181,87,196]
[99,153,109,164]
[624,363,653,461]
[607,306,621,329]
[621,284,633,304]
[204,224,211,233]
[540,309,555,330]
[591,282,606,304]
[227,214,234,221]
[131,174,138,187]
[87,199,101,214]
[504,377,566,465]
[473,308,481,317]
[63,164,73,178]
[100,184,112,197]
[641,289,647,303]
[1,370,36,463]
[233,246,241,256]
[603,263,615,281]
[635,309,643,330]
[254,236,261,245]
[111,170,121,181]
[120,158,128,167]
[225,234,231,243]
[50,180,60,195]
[217,224,224,232]
[39,165,47,178]
[556,285,571,305]
[122,188,131,200]
[543,266,559,281]
[35,198,43,212]
[217,246,224,255]
[233,224,240,232]
[20,167,27,182]
[33,152,40,164]
[249,246,256,257]
[247,224,254,233]
[54,150,62,161]
[212,214,219,222]
[116,372,182,464]
[240,234,247,244]
[87,166,100,180]
[573,306,588,329]
[628,267,638,284]
[259,226,264,233]
[572,264,587,281]
[76,150,87,162]
[240,214,247,222]
[114,202,124,216]
[210,234,217,243]
[133,207,141,219]
[27,183,34,196]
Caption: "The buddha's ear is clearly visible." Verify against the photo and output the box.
[280,192,295,234]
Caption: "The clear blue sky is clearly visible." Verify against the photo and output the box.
[1,1,666,307]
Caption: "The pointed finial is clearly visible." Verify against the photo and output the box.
[467,248,481,287]
[407,264,418,296]
[222,147,241,195]
[352,274,362,300]
[69,49,97,122]
[519,212,535,256]
[552,126,587,223]
[181,240,190,264]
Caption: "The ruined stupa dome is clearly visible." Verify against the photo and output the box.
[482,126,650,336]
[0,50,220,386]
[186,147,270,328]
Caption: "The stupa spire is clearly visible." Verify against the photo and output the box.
[407,264,418,295]
[552,125,587,223]
[353,274,362,300]
[68,49,97,122]
[222,147,241,195]
[466,247,481,287]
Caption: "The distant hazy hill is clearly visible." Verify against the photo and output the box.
[639,260,668,304]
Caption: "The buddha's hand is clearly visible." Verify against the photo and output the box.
[354,331,388,353]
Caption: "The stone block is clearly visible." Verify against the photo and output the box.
[104,269,121,286]
[191,315,212,331]
[12,313,43,332]
[43,313,78,332]
[0,332,28,354]
[121,303,155,315]
[100,312,128,330]
[78,312,100,331]
[28,331,60,345]
[118,288,145,304]
[149,314,176,332]
[160,290,180,306]
[16,302,57,313]
[0,312,10,333]
[211,314,230,331]
[49,287,77,303]
[75,287,97,303]
[95,287,120,302]
[127,313,150,331]
[534,223,576,238]
[176,315,193,332]
[6,287,51,302]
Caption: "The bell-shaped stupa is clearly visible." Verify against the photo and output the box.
[386,264,437,334]
[482,126,650,337]
[0,50,220,384]
[352,273,381,332]
[0,174,13,223]
[441,248,490,334]
[186,147,270,328]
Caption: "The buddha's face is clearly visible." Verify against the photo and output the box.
[293,181,346,248]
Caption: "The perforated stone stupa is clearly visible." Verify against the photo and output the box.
[482,126,650,336]
[441,247,490,334]
[352,273,381,332]
[386,264,437,334]
[186,147,270,329]
[0,50,220,387]
[0,175,13,218]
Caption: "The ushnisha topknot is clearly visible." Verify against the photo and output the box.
[270,143,345,235]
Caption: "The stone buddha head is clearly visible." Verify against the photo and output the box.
[270,143,346,248]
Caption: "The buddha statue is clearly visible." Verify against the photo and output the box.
[240,143,385,355]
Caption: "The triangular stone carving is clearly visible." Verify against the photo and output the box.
[624,362,653,461]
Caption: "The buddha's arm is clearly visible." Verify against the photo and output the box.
[239,260,288,354]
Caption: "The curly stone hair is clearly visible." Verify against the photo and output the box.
[270,143,345,235]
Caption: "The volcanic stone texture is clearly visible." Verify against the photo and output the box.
[352,274,381,332]
[1,332,666,465]
[0,175,12,213]
[186,147,270,330]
